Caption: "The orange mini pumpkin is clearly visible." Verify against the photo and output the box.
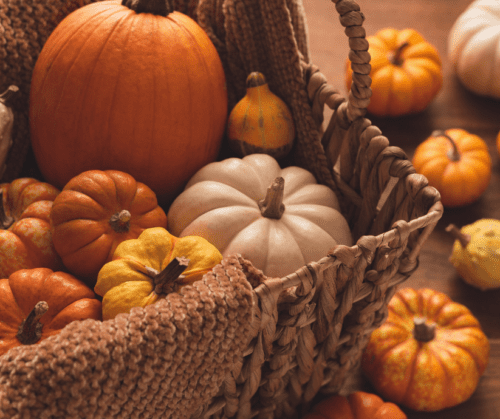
[412,129,491,207]
[346,28,442,117]
[362,287,490,412]
[0,268,102,357]
[30,0,228,205]
[50,170,167,286]
[304,391,406,419]
[0,178,63,278]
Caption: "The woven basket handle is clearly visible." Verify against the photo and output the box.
[333,0,372,121]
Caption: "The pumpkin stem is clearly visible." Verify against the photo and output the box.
[16,301,49,345]
[258,177,286,219]
[246,72,268,88]
[413,317,436,342]
[432,130,461,162]
[109,209,132,233]
[0,85,19,107]
[121,0,172,16]
[153,256,190,295]
[0,190,15,230]
[445,224,471,248]
[389,42,410,66]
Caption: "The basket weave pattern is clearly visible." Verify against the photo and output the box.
[0,0,443,418]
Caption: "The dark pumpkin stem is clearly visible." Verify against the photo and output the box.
[390,42,410,66]
[122,0,172,16]
[413,317,436,343]
[0,85,19,107]
[153,256,190,295]
[258,177,286,219]
[246,72,268,88]
[0,190,15,230]
[109,209,132,233]
[432,130,461,162]
[445,224,471,248]
[16,301,49,345]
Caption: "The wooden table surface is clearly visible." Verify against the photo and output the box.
[15,0,499,417]
[301,0,500,417]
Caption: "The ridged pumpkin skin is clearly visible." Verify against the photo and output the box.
[412,129,491,207]
[167,154,352,278]
[362,288,490,412]
[0,268,102,357]
[0,178,64,278]
[346,28,442,117]
[227,72,295,159]
[29,0,228,205]
[49,170,168,286]
[304,391,406,419]
[94,227,223,320]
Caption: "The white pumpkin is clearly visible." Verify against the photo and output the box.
[0,86,17,178]
[448,0,500,98]
[167,154,352,278]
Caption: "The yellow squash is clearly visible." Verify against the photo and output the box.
[94,227,223,320]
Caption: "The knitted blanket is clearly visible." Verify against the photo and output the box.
[0,255,255,419]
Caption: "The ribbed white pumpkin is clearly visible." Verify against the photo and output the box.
[167,154,353,278]
[448,0,500,98]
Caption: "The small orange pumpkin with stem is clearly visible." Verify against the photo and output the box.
[346,28,442,117]
[412,129,491,207]
[0,268,102,357]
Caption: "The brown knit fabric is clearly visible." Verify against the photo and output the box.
[0,254,255,419]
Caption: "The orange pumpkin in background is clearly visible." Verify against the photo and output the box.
[0,268,102,357]
[50,170,167,287]
[0,178,63,278]
[346,28,442,117]
[362,288,490,412]
[29,0,228,205]
[412,129,491,207]
[303,391,406,419]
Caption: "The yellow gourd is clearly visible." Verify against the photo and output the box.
[446,219,500,290]
[227,72,295,159]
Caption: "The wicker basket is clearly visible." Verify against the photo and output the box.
[196,0,444,418]
[0,0,443,418]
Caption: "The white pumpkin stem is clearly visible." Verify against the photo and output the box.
[109,209,132,233]
[258,177,285,219]
[122,0,172,16]
[432,130,461,162]
[413,317,436,342]
[0,190,15,229]
[445,224,471,248]
[0,85,19,107]
[389,42,409,66]
[153,256,190,295]
[16,301,49,345]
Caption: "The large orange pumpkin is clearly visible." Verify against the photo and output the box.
[29,0,228,205]
[0,268,102,357]
[0,178,64,278]
[362,287,490,412]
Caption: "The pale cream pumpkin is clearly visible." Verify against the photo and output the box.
[448,0,500,98]
[167,154,352,278]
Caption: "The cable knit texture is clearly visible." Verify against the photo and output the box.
[0,255,255,419]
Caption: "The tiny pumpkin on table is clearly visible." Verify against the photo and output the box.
[303,391,406,419]
[0,268,102,357]
[362,287,490,412]
[94,227,223,320]
[0,177,64,278]
[345,27,442,117]
[411,129,491,208]
[49,169,168,287]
